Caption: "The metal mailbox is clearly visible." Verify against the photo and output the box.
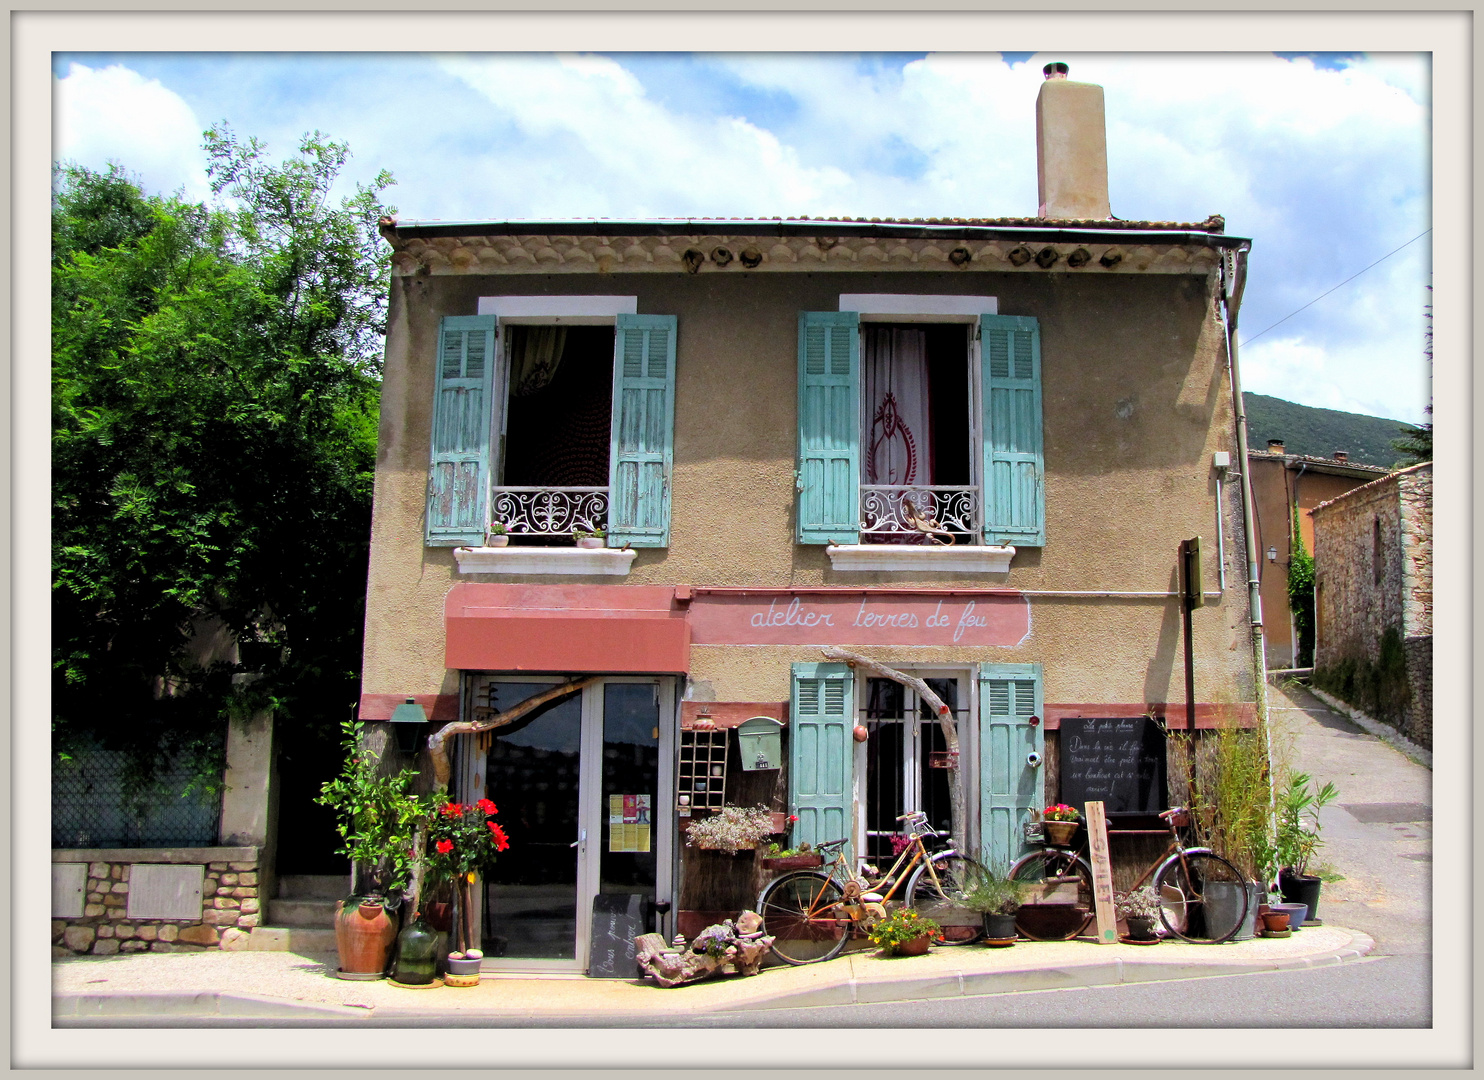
[735,716,784,772]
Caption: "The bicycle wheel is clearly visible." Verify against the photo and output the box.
[905,853,987,946]
[1008,848,1094,941]
[758,871,849,965]
[1154,851,1249,944]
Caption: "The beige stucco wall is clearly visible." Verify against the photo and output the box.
[363,266,1256,712]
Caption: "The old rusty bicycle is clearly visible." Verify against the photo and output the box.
[1008,806,1251,943]
[756,810,987,965]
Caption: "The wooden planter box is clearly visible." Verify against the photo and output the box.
[760,853,824,871]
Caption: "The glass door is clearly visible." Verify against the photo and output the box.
[472,677,674,972]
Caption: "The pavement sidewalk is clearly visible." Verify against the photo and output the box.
[53,924,1374,1024]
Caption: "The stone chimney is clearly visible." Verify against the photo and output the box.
[1267,439,1285,454]
[1332,451,1349,463]
[1036,62,1112,220]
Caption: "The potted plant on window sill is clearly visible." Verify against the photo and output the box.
[316,719,423,980]
[484,522,509,547]
[573,528,606,550]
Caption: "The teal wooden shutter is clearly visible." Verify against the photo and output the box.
[427,314,497,546]
[797,312,860,544]
[978,663,1044,868]
[980,314,1045,547]
[789,662,855,855]
[608,314,676,548]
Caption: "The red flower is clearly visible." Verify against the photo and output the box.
[487,821,509,852]
[477,798,498,816]
[788,815,799,823]
[436,839,454,854]
[441,803,463,818]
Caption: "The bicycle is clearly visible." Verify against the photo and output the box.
[757,811,987,965]
[1007,807,1250,944]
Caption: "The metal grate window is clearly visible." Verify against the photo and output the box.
[52,743,222,849]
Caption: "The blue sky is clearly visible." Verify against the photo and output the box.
[52,51,1432,426]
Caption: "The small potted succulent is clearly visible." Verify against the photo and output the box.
[1041,804,1082,847]
[484,521,510,547]
[1114,886,1163,942]
[962,863,1026,946]
[867,908,942,957]
[573,527,606,549]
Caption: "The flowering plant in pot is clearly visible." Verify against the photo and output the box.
[683,804,779,854]
[1115,886,1163,941]
[1040,804,1082,846]
[573,527,606,549]
[867,908,942,956]
[423,794,511,973]
[484,521,509,547]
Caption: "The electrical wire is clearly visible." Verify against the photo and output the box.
[1239,228,1432,348]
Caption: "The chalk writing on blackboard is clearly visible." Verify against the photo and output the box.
[588,892,646,979]
[1058,717,1167,815]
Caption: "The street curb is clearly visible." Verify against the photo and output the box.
[53,991,369,1021]
[712,930,1378,1012]
[1296,686,1432,770]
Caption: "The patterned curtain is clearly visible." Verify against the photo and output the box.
[862,327,931,485]
[510,326,569,398]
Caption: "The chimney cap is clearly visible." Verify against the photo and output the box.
[1043,62,1070,80]
[1332,450,1349,462]
[1267,439,1286,452]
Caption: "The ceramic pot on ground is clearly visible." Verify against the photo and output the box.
[1260,910,1291,933]
[891,934,934,957]
[1125,915,1160,941]
[334,897,399,979]
[1043,820,1079,847]
[1271,901,1308,929]
[983,912,1019,944]
[1279,869,1323,922]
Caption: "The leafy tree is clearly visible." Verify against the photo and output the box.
[52,130,394,818]
[1287,516,1316,668]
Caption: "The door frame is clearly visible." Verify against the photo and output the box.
[457,673,677,974]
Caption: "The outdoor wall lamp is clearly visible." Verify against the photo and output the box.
[1267,547,1278,562]
[390,697,428,753]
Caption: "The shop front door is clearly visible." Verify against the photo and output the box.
[471,677,674,972]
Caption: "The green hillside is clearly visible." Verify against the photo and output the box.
[1243,393,1417,468]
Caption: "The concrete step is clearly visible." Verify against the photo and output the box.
[277,874,349,900]
[268,897,340,929]
[241,926,338,954]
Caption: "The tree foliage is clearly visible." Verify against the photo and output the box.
[52,129,394,792]
[1286,516,1316,668]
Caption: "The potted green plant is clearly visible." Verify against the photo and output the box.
[683,804,779,854]
[484,521,510,547]
[1041,804,1082,847]
[573,527,606,550]
[1274,771,1338,923]
[316,719,424,980]
[760,841,823,871]
[961,863,1025,946]
[1183,726,1270,940]
[1115,886,1163,942]
[867,908,942,957]
[423,793,511,985]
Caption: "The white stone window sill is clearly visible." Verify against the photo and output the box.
[826,544,1016,573]
[454,546,637,576]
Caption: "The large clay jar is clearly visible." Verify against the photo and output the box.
[334,897,399,978]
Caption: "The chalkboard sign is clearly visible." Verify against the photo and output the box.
[587,892,647,978]
[1058,717,1167,815]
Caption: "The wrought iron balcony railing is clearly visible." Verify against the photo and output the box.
[489,486,609,536]
[860,485,979,543]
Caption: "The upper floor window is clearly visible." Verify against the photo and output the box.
[426,301,676,549]
[796,299,1045,549]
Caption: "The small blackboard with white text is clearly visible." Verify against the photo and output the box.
[587,892,646,978]
[1058,716,1167,815]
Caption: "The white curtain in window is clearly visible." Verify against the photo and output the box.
[510,325,569,398]
[862,327,931,485]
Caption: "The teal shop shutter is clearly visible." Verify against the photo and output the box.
[978,664,1044,868]
[980,314,1045,547]
[789,662,855,855]
[796,311,861,544]
[427,315,497,546]
[608,314,677,547]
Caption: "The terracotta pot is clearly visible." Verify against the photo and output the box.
[892,934,933,957]
[334,897,399,978]
[1043,820,1080,847]
[1261,910,1291,933]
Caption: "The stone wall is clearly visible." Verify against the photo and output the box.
[1398,466,1433,638]
[52,847,261,956]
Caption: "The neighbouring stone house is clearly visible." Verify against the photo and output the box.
[1247,441,1388,669]
[1311,462,1432,747]
[357,65,1266,973]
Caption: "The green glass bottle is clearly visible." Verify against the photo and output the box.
[391,917,439,985]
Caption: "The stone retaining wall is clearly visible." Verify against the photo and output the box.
[52,847,262,956]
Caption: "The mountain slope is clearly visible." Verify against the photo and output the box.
[1242,393,1416,468]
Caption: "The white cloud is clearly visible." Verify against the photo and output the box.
[53,62,210,200]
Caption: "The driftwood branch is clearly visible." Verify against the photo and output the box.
[821,647,966,855]
[426,676,602,792]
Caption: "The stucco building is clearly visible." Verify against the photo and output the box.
[358,67,1264,971]
[1311,462,1432,748]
